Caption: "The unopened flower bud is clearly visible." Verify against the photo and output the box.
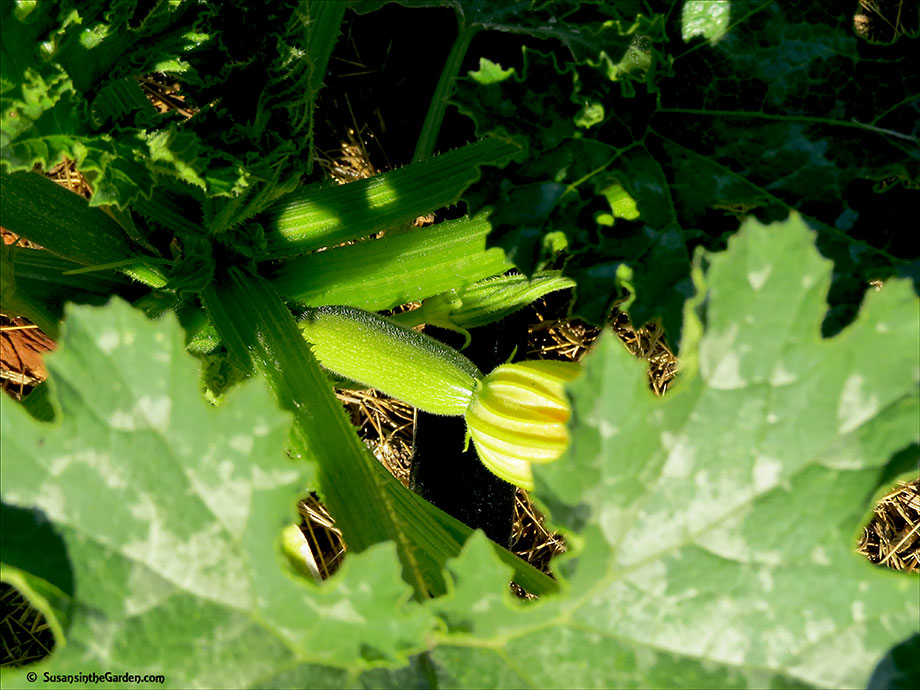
[465,359,580,489]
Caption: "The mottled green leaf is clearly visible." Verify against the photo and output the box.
[351,0,646,66]
[0,300,432,688]
[423,214,920,689]
[681,0,731,43]
[0,3,79,150]
[91,77,157,127]
[454,1,918,345]
[142,128,225,194]
[470,58,515,85]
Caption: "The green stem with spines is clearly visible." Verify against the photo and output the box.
[201,269,431,599]
[0,172,168,288]
[412,19,480,162]
[2,245,134,338]
[389,271,576,346]
[262,137,521,260]
[270,213,512,311]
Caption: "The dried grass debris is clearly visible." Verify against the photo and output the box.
[858,479,920,573]
[297,494,347,581]
[136,73,196,119]
[0,316,54,400]
[45,157,93,199]
[336,388,415,487]
[0,584,54,668]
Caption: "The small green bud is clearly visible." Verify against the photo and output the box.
[281,524,321,582]
[389,271,575,349]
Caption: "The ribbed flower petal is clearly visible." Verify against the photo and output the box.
[465,359,580,489]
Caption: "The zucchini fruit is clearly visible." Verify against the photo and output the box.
[298,305,482,415]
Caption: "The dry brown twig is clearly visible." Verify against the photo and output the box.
[297,495,347,580]
[0,316,54,400]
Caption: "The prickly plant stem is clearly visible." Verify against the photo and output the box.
[413,18,480,163]
[201,269,430,599]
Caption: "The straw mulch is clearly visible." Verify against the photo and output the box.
[858,479,920,573]
[0,586,53,668]
[136,73,196,119]
[0,315,54,401]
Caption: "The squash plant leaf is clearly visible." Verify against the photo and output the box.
[424,214,920,689]
[1,0,344,219]
[0,299,432,688]
[453,1,918,344]
[353,0,652,63]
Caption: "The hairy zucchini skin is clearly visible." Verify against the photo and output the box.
[298,305,482,415]
[465,360,581,489]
